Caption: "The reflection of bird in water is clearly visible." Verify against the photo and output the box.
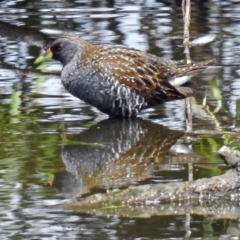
[52,119,186,198]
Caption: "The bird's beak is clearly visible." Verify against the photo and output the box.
[34,48,53,64]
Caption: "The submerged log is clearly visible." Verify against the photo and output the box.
[63,146,240,215]
[66,200,240,219]
[66,168,239,208]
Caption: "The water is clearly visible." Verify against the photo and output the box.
[0,0,240,239]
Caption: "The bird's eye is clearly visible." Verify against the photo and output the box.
[56,44,63,51]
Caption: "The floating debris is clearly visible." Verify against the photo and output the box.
[190,34,217,46]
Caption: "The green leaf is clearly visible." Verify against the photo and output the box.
[210,76,222,113]
[210,76,222,101]
[34,52,53,64]
[236,100,240,119]
[9,90,22,116]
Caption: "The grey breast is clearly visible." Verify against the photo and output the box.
[61,60,147,117]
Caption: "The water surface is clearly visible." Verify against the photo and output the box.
[0,0,240,239]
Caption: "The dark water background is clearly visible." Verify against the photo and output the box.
[0,0,240,239]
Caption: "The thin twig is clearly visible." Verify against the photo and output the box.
[182,0,191,63]
[182,0,193,187]
[182,0,192,133]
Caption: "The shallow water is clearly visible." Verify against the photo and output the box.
[0,0,240,239]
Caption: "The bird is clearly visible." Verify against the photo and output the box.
[34,33,215,118]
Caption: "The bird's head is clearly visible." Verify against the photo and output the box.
[34,34,88,66]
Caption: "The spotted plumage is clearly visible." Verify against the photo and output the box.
[40,33,214,118]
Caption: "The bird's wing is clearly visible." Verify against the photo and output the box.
[93,46,197,104]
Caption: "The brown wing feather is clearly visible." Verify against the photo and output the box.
[91,45,213,105]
